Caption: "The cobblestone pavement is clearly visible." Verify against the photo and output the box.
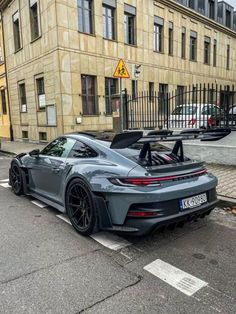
[207,164,236,199]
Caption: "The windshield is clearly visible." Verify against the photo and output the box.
[172,106,197,115]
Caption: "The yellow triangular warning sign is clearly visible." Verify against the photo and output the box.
[113,59,130,78]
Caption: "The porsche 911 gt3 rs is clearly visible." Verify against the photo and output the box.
[9,131,219,236]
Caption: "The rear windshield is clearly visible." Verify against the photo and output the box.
[172,106,197,115]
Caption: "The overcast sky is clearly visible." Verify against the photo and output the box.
[226,0,236,9]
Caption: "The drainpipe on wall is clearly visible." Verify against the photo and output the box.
[1,10,14,141]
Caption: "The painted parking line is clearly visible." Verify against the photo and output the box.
[31,200,48,208]
[57,214,131,251]
[0,183,10,189]
[0,179,9,183]
[91,232,131,251]
[144,259,208,296]
[56,214,72,225]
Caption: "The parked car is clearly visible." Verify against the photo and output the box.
[219,106,236,128]
[167,104,221,129]
[9,132,218,236]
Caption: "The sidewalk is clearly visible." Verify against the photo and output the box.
[1,140,236,201]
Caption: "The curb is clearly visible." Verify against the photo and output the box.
[218,195,236,204]
[0,149,16,157]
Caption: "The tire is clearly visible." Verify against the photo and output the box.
[10,162,24,195]
[65,178,97,236]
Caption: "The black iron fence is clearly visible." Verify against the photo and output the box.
[124,84,236,130]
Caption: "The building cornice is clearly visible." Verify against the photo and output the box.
[0,0,12,11]
[155,0,236,38]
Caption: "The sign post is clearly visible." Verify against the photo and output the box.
[113,59,130,131]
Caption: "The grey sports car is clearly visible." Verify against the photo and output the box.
[9,131,219,236]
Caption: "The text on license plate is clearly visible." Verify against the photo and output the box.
[180,193,207,210]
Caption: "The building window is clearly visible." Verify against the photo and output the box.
[226,10,231,28]
[189,0,195,9]
[181,27,186,59]
[22,130,29,139]
[18,83,27,112]
[39,132,47,141]
[103,4,115,40]
[1,89,7,115]
[168,22,173,56]
[29,0,40,40]
[208,0,215,19]
[198,0,205,14]
[190,31,197,61]
[77,0,93,34]
[81,75,98,115]
[36,77,45,109]
[227,45,230,70]
[176,85,186,106]
[124,4,136,45]
[213,39,217,67]
[12,11,21,51]
[149,82,154,101]
[204,36,211,65]
[159,84,168,115]
[105,78,118,115]
[132,80,138,98]
[154,16,164,53]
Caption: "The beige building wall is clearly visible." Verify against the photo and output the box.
[1,0,236,142]
[0,19,10,139]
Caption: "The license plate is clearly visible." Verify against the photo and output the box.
[180,193,207,210]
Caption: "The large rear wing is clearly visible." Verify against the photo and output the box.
[110,128,231,165]
[110,128,231,149]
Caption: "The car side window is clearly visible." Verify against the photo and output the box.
[68,141,98,158]
[202,105,218,115]
[41,137,76,158]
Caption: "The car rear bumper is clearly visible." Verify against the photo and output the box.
[122,199,218,236]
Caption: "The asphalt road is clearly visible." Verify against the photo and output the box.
[0,155,235,314]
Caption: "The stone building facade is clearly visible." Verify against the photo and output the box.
[0,0,235,142]
[0,18,10,139]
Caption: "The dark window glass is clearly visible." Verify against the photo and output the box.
[41,137,76,157]
[103,5,115,40]
[36,77,45,109]
[204,37,210,65]
[149,82,154,101]
[181,27,186,59]
[68,141,98,158]
[105,78,118,115]
[159,84,168,115]
[81,75,98,115]
[154,23,163,53]
[132,80,138,98]
[124,13,135,45]
[213,39,217,67]
[190,34,197,61]
[77,0,93,34]
[226,10,231,28]
[189,0,195,9]
[227,45,230,70]
[1,89,7,115]
[19,83,27,112]
[12,11,21,51]
[209,0,215,19]
[30,0,40,40]
[198,0,205,14]
[176,85,186,106]
[168,22,173,56]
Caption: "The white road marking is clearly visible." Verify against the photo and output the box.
[31,200,48,208]
[144,259,208,296]
[0,183,10,189]
[91,232,131,251]
[0,179,9,183]
[56,214,72,225]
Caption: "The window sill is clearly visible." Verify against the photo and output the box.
[38,124,57,127]
[37,108,46,112]
[30,35,42,44]
[20,111,28,114]
[190,59,197,62]
[14,47,23,54]
[78,31,96,37]
[103,37,117,43]
[204,63,210,66]
[124,43,137,48]
[82,114,100,117]
[153,50,164,54]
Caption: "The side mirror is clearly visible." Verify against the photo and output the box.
[29,149,40,158]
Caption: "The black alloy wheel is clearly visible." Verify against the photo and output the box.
[11,162,24,195]
[66,179,97,235]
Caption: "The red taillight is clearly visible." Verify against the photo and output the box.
[208,117,216,126]
[188,118,197,126]
[127,211,159,218]
[109,169,207,187]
